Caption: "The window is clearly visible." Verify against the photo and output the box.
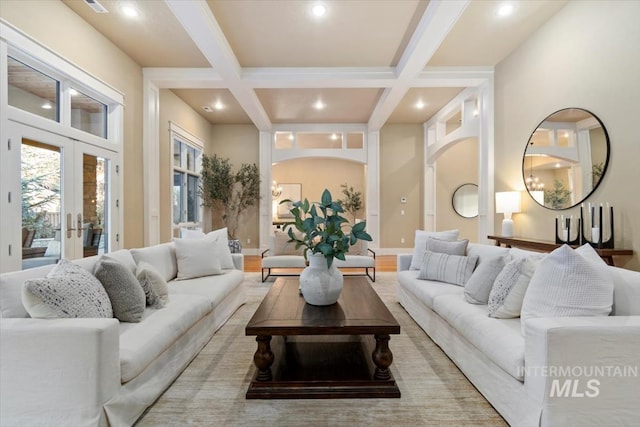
[70,87,108,138]
[7,56,60,122]
[171,133,203,230]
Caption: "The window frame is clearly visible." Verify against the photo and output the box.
[169,123,203,233]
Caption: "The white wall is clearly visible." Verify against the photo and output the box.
[495,0,640,270]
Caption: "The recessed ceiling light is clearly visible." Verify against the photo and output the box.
[555,162,561,168]
[314,100,325,110]
[214,101,224,110]
[415,100,425,109]
[330,133,338,140]
[312,3,327,17]
[202,106,213,112]
[497,3,514,17]
[41,102,52,110]
[288,133,294,141]
[120,4,139,18]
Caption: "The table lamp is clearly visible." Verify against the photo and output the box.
[495,191,521,237]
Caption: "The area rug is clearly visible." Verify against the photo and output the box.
[136,273,506,426]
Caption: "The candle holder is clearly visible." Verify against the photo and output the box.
[555,216,581,245]
[581,205,615,249]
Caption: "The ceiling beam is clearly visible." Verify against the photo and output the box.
[164,0,272,130]
[368,0,470,131]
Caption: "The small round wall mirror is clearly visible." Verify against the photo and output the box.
[452,183,479,218]
[523,108,610,210]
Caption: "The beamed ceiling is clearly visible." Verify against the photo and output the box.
[60,0,568,129]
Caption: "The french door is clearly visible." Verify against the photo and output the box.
[7,121,120,270]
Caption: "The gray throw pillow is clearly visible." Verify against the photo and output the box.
[94,256,146,322]
[22,259,113,319]
[464,255,508,304]
[426,237,469,256]
[418,251,478,286]
[136,261,168,308]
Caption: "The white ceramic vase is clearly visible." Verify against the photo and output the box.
[300,252,344,306]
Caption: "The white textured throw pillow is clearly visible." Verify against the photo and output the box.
[410,229,459,270]
[426,237,469,256]
[464,254,508,304]
[22,259,113,319]
[521,245,614,335]
[488,256,542,318]
[418,250,478,286]
[174,237,224,279]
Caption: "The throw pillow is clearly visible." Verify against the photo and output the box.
[464,254,508,304]
[180,228,206,239]
[136,261,169,307]
[410,229,459,270]
[22,259,113,319]
[521,245,614,335]
[174,237,224,280]
[426,237,469,256]
[418,250,478,286]
[94,256,146,322]
[205,228,235,269]
[487,256,542,318]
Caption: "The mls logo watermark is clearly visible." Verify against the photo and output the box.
[518,365,638,398]
[550,379,600,398]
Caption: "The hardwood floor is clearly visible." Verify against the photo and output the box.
[244,255,397,273]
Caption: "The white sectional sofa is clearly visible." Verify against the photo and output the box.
[261,231,376,282]
[397,243,640,427]
[0,242,246,427]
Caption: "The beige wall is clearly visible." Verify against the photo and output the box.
[436,138,478,242]
[272,158,365,221]
[209,124,260,248]
[1,0,145,249]
[158,90,212,243]
[380,124,423,248]
[495,0,640,270]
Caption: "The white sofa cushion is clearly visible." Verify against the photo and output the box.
[22,260,113,319]
[410,229,459,270]
[131,243,178,282]
[167,269,244,307]
[118,294,211,383]
[418,251,478,286]
[334,255,375,268]
[427,237,469,256]
[397,270,463,309]
[262,255,307,268]
[521,244,614,335]
[433,293,525,381]
[173,237,223,280]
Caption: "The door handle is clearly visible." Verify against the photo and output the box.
[67,213,74,238]
[77,214,83,239]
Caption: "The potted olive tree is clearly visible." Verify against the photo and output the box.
[339,182,363,222]
[199,154,261,252]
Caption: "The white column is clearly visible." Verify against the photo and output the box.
[477,77,495,243]
[142,78,160,246]
[259,131,272,251]
[366,131,380,248]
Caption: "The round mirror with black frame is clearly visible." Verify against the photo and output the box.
[452,183,479,218]
[522,108,610,210]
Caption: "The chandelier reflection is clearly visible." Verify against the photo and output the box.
[525,143,544,192]
[271,180,283,198]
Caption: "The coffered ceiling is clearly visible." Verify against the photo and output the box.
[61,0,567,128]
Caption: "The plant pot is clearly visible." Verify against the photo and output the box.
[299,252,344,306]
[228,239,242,254]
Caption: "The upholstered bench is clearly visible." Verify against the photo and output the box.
[261,230,376,282]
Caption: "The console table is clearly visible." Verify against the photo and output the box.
[487,235,633,266]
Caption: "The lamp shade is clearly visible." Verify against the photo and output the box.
[495,191,521,215]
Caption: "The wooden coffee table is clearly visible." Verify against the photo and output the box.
[245,276,401,399]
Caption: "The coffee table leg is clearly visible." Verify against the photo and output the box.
[253,335,274,381]
[372,334,393,380]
